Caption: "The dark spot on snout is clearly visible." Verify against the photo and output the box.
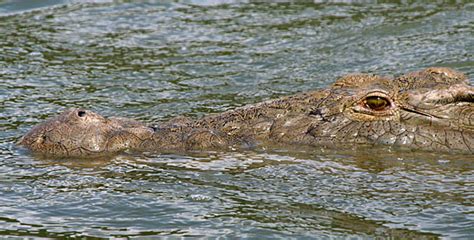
[309,108,324,117]
[309,108,330,122]
[78,110,86,117]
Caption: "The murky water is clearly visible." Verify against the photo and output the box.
[0,1,473,238]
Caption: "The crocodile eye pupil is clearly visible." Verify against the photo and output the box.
[78,110,86,117]
[365,96,389,111]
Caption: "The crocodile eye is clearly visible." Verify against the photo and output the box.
[364,96,390,111]
[77,110,86,117]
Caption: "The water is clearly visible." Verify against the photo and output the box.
[0,1,473,238]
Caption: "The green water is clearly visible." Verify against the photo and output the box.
[0,1,473,238]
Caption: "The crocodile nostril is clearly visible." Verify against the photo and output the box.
[78,110,86,117]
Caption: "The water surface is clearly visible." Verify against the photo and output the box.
[0,1,473,238]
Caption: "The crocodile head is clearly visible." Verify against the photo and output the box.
[307,67,473,153]
[18,108,154,157]
[18,68,473,157]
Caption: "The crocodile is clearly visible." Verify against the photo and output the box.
[18,67,473,157]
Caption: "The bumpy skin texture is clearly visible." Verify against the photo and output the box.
[18,68,473,157]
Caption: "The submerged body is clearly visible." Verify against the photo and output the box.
[19,68,473,157]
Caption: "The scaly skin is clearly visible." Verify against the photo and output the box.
[18,68,473,157]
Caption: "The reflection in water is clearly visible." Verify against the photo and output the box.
[0,1,473,238]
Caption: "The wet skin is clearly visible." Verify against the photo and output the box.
[19,68,473,157]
